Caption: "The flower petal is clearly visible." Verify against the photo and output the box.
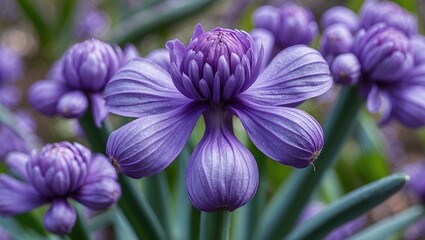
[86,154,118,182]
[5,152,30,181]
[90,93,109,127]
[73,177,121,210]
[228,99,324,168]
[387,85,425,128]
[104,58,190,118]
[241,45,332,106]
[186,111,259,212]
[250,29,275,68]
[106,102,206,179]
[56,90,88,118]
[146,48,170,71]
[43,200,76,235]
[0,175,47,216]
[28,80,69,116]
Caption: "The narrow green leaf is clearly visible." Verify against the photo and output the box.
[286,173,409,240]
[106,0,214,45]
[15,0,52,45]
[112,208,138,240]
[14,212,48,237]
[393,0,416,13]
[68,204,92,240]
[79,111,167,240]
[200,211,231,240]
[349,205,425,240]
[252,87,363,240]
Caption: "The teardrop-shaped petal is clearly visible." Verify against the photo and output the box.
[388,85,425,128]
[228,99,324,168]
[5,152,30,181]
[90,93,109,127]
[86,154,117,183]
[0,175,47,216]
[28,80,69,116]
[107,102,207,179]
[104,58,190,118]
[186,110,259,211]
[73,178,121,210]
[56,90,88,118]
[43,200,76,235]
[242,45,332,106]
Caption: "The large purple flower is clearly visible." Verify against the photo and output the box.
[0,142,121,235]
[28,39,137,126]
[105,24,332,211]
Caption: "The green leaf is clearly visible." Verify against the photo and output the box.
[105,0,214,45]
[68,204,91,240]
[112,208,138,240]
[392,0,417,13]
[252,87,364,240]
[285,173,409,240]
[349,205,425,240]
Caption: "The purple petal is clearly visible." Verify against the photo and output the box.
[228,99,324,168]
[186,110,259,211]
[331,53,361,85]
[387,85,425,128]
[86,154,117,183]
[321,6,360,34]
[252,5,279,33]
[90,93,108,127]
[366,84,381,113]
[242,45,332,106]
[0,85,21,108]
[104,58,190,118]
[5,152,30,181]
[107,102,206,178]
[250,29,275,68]
[0,175,47,216]
[56,90,88,118]
[28,80,69,116]
[73,177,121,210]
[43,200,76,235]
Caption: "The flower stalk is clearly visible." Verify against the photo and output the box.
[200,211,231,240]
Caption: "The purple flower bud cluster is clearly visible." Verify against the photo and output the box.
[0,45,23,108]
[0,142,121,235]
[320,1,425,128]
[253,3,318,50]
[28,39,138,127]
[105,23,332,211]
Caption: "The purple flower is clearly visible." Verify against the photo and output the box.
[105,24,332,211]
[0,45,22,84]
[359,0,417,37]
[76,6,110,39]
[321,6,360,34]
[0,142,121,235]
[29,39,124,126]
[252,3,318,50]
[330,53,361,85]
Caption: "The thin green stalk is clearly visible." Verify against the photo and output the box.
[68,205,91,240]
[78,110,166,240]
[253,87,364,240]
[200,211,231,240]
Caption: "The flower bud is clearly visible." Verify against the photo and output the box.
[27,142,90,197]
[353,24,413,81]
[331,53,361,85]
[319,24,354,63]
[43,200,76,235]
[360,0,417,36]
[321,6,359,34]
[167,24,262,105]
[62,39,119,91]
[56,90,88,118]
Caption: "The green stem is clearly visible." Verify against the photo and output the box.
[253,87,364,240]
[200,211,231,240]
[78,111,166,240]
[69,205,91,240]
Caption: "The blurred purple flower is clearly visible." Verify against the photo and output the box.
[76,6,110,39]
[252,3,318,51]
[0,142,121,235]
[321,6,360,34]
[29,39,137,127]
[319,24,354,63]
[0,110,39,160]
[105,24,332,211]
[0,45,23,108]
[359,0,417,37]
[300,201,366,240]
